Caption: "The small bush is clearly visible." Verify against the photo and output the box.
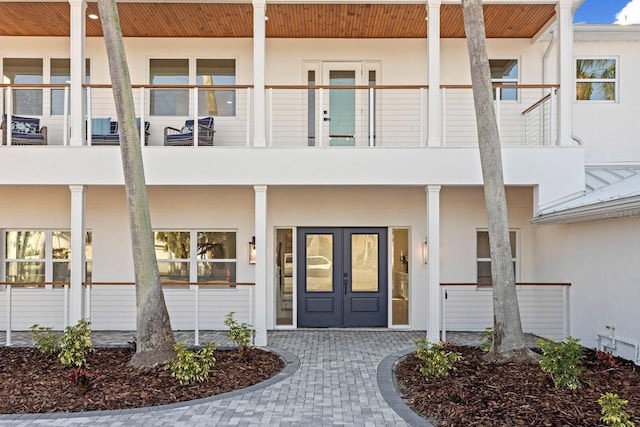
[58,319,94,368]
[480,327,493,353]
[165,342,217,386]
[224,312,255,357]
[415,338,463,378]
[29,324,61,355]
[67,367,97,396]
[538,337,583,390]
[598,392,636,427]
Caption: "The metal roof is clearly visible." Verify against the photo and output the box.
[531,166,640,224]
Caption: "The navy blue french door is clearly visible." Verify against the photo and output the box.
[297,227,387,327]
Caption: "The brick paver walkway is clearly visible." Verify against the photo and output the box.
[0,330,501,427]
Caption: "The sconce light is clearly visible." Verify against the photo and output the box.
[249,236,256,264]
[423,240,428,264]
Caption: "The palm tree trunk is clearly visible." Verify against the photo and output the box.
[97,0,175,367]
[461,0,535,362]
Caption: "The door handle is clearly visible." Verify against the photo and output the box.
[343,279,348,295]
[323,117,331,121]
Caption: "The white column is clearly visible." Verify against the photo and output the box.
[69,185,87,323]
[69,0,87,146]
[254,185,268,346]
[557,0,573,146]
[252,0,267,147]
[426,185,441,343]
[427,0,441,147]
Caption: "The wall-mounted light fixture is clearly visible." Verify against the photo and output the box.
[249,236,256,264]
[423,240,428,264]
[88,13,99,20]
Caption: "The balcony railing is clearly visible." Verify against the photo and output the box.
[1,83,559,148]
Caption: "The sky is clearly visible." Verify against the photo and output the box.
[574,0,640,24]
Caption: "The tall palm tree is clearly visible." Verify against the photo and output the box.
[97,0,175,367]
[461,0,536,362]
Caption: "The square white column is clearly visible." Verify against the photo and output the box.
[69,185,87,323]
[253,0,267,147]
[254,185,268,346]
[69,0,87,146]
[426,185,441,342]
[427,0,442,147]
[557,0,574,146]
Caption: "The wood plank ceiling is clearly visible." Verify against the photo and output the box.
[0,2,556,39]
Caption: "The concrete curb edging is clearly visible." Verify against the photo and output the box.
[0,346,300,421]
[377,347,434,427]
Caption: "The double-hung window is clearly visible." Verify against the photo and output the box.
[4,230,92,284]
[149,59,237,117]
[3,58,43,115]
[490,59,519,101]
[576,58,617,101]
[50,58,91,115]
[476,230,517,284]
[154,230,237,283]
[3,58,91,116]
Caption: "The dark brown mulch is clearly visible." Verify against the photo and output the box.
[395,345,640,426]
[0,346,284,414]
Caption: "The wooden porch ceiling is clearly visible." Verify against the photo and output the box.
[0,2,556,39]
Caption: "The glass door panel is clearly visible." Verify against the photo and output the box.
[351,234,378,292]
[305,234,333,292]
[322,62,362,146]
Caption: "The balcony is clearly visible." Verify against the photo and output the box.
[1,83,559,148]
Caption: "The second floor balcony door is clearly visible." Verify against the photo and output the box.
[322,62,363,147]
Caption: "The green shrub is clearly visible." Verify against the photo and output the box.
[58,319,94,368]
[165,342,217,386]
[538,337,583,390]
[29,324,61,355]
[224,312,255,356]
[480,327,493,353]
[415,338,463,378]
[598,392,636,427]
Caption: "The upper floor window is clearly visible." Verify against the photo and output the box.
[149,58,237,117]
[154,230,237,283]
[3,58,43,115]
[196,59,236,117]
[50,58,91,116]
[576,58,617,101]
[490,59,518,101]
[476,230,517,284]
[2,58,91,116]
[4,230,92,284]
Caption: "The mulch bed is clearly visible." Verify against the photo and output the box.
[0,346,284,414]
[395,345,639,426]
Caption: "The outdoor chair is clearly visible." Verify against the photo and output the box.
[164,117,215,146]
[90,118,150,146]
[1,114,48,145]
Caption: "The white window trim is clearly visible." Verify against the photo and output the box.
[489,58,520,102]
[153,229,238,284]
[575,56,618,103]
[3,229,91,287]
[475,228,519,287]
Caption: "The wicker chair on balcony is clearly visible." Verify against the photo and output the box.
[1,115,48,145]
[164,117,215,146]
[90,118,151,146]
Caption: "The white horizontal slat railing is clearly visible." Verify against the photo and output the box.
[439,282,571,342]
[1,281,255,347]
